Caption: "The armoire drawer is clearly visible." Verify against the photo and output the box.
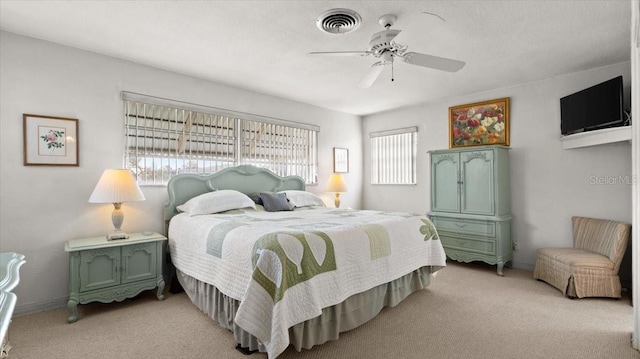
[440,234,496,255]
[431,217,496,237]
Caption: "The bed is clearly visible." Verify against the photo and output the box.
[165,165,446,358]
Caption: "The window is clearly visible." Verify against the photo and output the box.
[370,127,417,185]
[240,119,318,184]
[123,92,318,185]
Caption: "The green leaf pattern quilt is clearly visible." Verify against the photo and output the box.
[168,207,446,358]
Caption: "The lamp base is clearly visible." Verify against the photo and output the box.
[107,231,129,241]
[108,202,128,240]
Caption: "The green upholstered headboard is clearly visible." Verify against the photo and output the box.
[164,165,306,222]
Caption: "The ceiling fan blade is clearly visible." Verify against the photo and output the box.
[307,51,371,57]
[402,52,465,72]
[358,62,385,89]
[392,12,445,47]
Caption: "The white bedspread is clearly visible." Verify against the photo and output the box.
[168,207,446,358]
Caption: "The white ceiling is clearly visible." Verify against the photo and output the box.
[0,0,631,116]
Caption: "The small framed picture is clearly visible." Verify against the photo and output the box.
[333,147,349,173]
[23,114,79,166]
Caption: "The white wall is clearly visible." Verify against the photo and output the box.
[363,61,632,270]
[1,28,631,313]
[0,31,363,313]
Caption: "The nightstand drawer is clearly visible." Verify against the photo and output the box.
[440,234,496,255]
[432,217,496,237]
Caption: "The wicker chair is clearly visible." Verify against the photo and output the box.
[533,216,631,298]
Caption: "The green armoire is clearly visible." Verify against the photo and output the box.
[428,146,512,275]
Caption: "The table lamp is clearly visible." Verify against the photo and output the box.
[89,169,145,240]
[327,173,347,208]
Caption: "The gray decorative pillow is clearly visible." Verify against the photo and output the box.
[248,192,263,205]
[260,192,293,212]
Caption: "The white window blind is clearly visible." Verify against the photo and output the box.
[241,119,317,181]
[370,127,417,185]
[123,93,318,185]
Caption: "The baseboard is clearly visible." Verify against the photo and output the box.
[14,296,68,316]
[510,260,534,271]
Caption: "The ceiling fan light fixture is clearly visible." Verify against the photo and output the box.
[316,8,362,34]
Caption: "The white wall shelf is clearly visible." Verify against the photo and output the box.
[560,126,632,149]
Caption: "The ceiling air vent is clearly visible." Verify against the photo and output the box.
[316,8,362,34]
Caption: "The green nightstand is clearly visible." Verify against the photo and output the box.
[65,232,166,323]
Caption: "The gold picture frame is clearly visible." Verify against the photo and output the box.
[23,114,79,166]
[449,97,510,148]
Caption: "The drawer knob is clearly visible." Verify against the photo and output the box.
[455,223,467,228]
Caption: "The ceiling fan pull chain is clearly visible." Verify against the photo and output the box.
[391,57,395,82]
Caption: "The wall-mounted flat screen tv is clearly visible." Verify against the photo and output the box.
[560,76,624,136]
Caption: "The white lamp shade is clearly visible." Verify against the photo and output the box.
[327,173,347,193]
[89,169,145,203]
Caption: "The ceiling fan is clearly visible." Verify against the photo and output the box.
[308,13,465,89]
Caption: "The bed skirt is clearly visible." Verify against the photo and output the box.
[176,266,434,354]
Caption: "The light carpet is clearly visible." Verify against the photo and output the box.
[7,262,638,358]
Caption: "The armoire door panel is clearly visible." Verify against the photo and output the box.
[431,153,460,213]
[460,151,495,215]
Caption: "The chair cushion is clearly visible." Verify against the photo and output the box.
[536,248,614,270]
[572,216,631,265]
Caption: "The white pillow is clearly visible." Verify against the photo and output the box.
[177,190,255,216]
[279,190,326,208]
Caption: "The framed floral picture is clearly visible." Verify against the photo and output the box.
[23,114,79,166]
[449,97,510,148]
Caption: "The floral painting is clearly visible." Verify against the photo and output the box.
[24,114,78,166]
[449,97,510,148]
[39,127,66,155]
